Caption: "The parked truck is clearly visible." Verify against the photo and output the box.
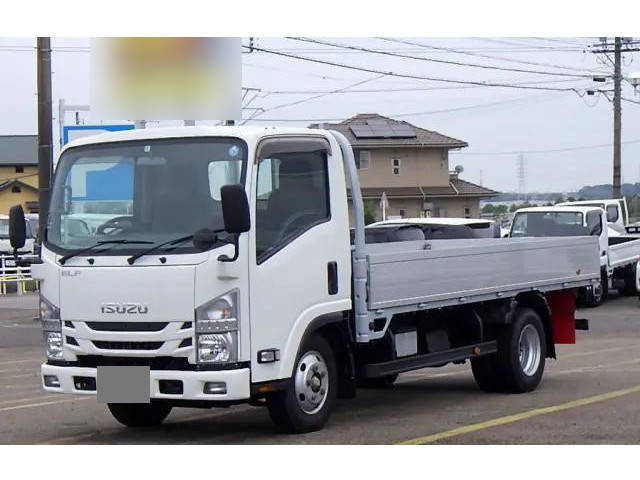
[510,206,640,306]
[557,198,629,234]
[10,126,600,433]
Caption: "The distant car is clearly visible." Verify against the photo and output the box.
[0,213,37,254]
[369,217,501,240]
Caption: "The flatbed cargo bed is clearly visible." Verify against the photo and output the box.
[364,236,600,312]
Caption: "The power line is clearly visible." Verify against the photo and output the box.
[286,37,596,79]
[451,138,640,156]
[377,37,604,74]
[245,44,586,93]
[258,77,585,95]
[243,74,386,123]
[242,91,569,123]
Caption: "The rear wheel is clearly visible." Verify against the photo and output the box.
[580,272,606,307]
[472,308,546,393]
[266,334,337,433]
[107,402,172,427]
[620,263,639,296]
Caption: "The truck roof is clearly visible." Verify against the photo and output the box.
[557,199,622,207]
[61,126,329,153]
[514,206,604,214]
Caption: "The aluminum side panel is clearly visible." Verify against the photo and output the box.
[366,237,600,309]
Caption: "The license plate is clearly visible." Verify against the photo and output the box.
[97,366,150,403]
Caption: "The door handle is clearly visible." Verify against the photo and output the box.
[327,261,338,295]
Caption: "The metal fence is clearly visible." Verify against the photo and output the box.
[0,255,39,295]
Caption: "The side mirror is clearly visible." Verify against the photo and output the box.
[9,205,26,253]
[217,185,250,263]
[221,184,250,234]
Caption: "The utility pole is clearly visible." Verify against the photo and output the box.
[37,37,53,243]
[591,37,640,198]
[612,37,622,198]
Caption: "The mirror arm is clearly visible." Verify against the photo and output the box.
[217,234,239,262]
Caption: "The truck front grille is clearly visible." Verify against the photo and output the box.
[92,340,163,350]
[86,322,168,332]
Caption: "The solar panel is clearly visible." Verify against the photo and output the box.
[350,119,416,138]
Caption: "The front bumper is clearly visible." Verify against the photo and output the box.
[41,362,251,401]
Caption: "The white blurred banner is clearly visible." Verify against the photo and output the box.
[91,37,241,121]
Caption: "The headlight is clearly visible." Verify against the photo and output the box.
[40,296,61,332]
[44,332,64,360]
[197,333,238,363]
[195,291,239,364]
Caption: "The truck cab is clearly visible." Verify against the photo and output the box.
[557,198,629,234]
[510,205,640,305]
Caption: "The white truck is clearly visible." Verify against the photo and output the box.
[557,198,629,234]
[9,126,600,433]
[510,206,640,306]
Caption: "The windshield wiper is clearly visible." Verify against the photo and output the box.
[126,234,195,265]
[58,239,153,265]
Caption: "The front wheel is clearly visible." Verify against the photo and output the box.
[266,334,337,433]
[107,402,172,427]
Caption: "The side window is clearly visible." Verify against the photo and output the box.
[256,150,330,263]
[358,151,370,170]
[587,211,602,236]
[208,159,243,201]
[606,205,619,223]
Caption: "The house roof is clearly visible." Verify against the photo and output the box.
[0,135,38,166]
[351,174,498,199]
[0,179,38,193]
[316,114,468,149]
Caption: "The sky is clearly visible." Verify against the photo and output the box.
[1,36,640,193]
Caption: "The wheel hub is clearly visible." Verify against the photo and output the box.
[518,324,541,377]
[294,350,329,414]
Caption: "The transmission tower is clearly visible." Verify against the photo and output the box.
[517,153,526,201]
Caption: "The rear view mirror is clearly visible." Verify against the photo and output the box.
[221,184,250,234]
[9,204,26,251]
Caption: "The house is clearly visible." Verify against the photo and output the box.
[318,114,498,224]
[0,135,39,214]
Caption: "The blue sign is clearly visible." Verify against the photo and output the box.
[62,124,135,146]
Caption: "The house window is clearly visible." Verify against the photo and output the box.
[11,185,21,193]
[15,166,24,173]
[392,158,401,175]
[464,207,471,218]
[358,151,370,170]
[399,208,407,218]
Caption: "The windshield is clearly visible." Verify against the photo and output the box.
[46,137,247,254]
[511,212,587,237]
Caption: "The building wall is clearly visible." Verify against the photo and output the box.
[0,166,39,214]
[0,166,38,188]
[349,196,481,225]
[356,147,449,188]
[0,188,38,215]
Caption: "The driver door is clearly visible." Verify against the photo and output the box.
[249,137,351,383]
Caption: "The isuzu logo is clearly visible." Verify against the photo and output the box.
[101,303,149,314]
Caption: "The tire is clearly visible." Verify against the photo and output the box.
[358,374,399,389]
[620,264,639,296]
[498,308,546,393]
[107,402,172,427]
[266,334,337,433]
[472,308,546,393]
[581,272,606,307]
